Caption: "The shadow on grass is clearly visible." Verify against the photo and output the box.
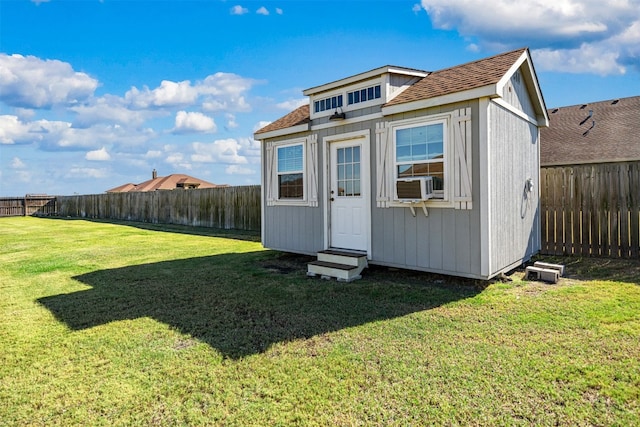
[38,251,480,359]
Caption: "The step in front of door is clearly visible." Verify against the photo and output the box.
[307,260,363,282]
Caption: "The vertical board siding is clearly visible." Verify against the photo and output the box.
[488,101,541,273]
[55,186,260,231]
[540,162,640,259]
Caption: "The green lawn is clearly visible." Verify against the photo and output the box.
[1,217,638,426]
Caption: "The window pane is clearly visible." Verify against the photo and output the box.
[279,173,303,199]
[338,95,343,107]
[428,141,444,159]
[278,145,303,172]
[353,146,360,162]
[412,143,427,160]
[354,180,361,196]
[346,181,353,196]
[360,89,366,101]
[354,91,360,103]
[374,85,381,99]
[314,101,319,113]
[427,123,443,141]
[354,163,360,180]
[346,164,353,179]
[332,97,337,109]
[348,92,353,105]
[345,147,352,163]
[397,165,413,178]
[338,165,345,180]
[367,87,374,100]
[337,148,344,164]
[396,145,411,162]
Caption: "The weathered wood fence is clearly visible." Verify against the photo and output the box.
[55,186,261,231]
[540,162,640,259]
[0,195,58,217]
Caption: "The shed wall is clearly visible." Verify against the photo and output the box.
[370,100,482,278]
[488,100,541,273]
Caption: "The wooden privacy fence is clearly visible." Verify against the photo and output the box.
[0,195,57,217]
[56,186,261,231]
[540,162,640,259]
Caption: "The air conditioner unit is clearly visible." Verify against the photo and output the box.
[396,177,434,201]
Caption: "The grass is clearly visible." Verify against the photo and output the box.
[1,216,639,426]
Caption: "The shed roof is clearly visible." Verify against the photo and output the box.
[540,95,640,166]
[255,48,545,137]
[384,48,526,106]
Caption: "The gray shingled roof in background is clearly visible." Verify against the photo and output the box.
[540,96,640,166]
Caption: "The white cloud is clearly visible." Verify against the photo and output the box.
[257,6,269,15]
[276,8,283,15]
[145,150,163,158]
[226,165,256,175]
[165,152,192,170]
[86,147,111,161]
[0,54,98,108]
[199,72,255,112]
[230,5,248,15]
[11,157,26,168]
[276,97,308,110]
[419,0,640,75]
[191,139,248,164]
[64,167,108,179]
[70,95,159,128]
[124,80,198,109]
[173,111,217,134]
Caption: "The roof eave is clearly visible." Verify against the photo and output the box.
[254,123,310,140]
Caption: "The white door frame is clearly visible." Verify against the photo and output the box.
[322,129,371,257]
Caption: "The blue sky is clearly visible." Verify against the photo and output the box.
[1,0,639,196]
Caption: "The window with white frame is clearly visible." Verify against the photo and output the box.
[277,143,304,199]
[395,120,446,196]
[347,84,381,105]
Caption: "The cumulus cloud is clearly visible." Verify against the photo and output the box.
[0,54,98,108]
[70,95,159,128]
[165,152,192,170]
[191,139,248,164]
[230,5,248,15]
[173,111,217,134]
[257,6,269,15]
[419,0,640,75]
[86,147,111,161]
[276,8,283,15]
[124,80,198,109]
[225,113,239,129]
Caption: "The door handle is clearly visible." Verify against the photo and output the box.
[330,198,334,202]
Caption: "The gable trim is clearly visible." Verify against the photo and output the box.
[491,98,540,126]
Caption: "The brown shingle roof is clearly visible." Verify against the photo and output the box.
[384,48,527,107]
[540,96,640,166]
[254,48,528,137]
[106,174,227,193]
[254,104,310,135]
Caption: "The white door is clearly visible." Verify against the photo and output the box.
[330,137,370,252]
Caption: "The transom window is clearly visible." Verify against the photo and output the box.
[277,144,304,199]
[314,95,343,113]
[336,146,361,197]
[347,84,381,105]
[395,122,445,193]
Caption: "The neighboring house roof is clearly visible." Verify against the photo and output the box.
[106,174,226,193]
[540,95,640,166]
[255,48,547,137]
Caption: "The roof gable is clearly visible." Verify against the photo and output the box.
[541,95,640,166]
[107,174,226,193]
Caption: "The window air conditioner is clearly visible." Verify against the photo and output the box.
[396,177,434,201]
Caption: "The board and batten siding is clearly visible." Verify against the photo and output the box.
[370,101,482,278]
[487,99,541,274]
[501,69,538,120]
